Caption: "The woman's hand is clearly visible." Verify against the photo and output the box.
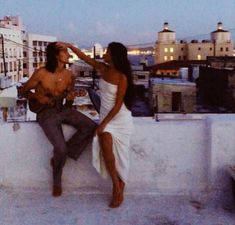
[56,42,71,50]
[96,123,106,136]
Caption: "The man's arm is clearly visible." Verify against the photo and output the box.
[18,70,41,98]
[64,72,76,108]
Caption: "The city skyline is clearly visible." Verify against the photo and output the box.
[1,0,235,47]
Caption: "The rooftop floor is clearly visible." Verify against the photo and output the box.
[1,187,234,225]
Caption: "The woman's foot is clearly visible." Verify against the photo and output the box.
[119,178,125,203]
[109,180,125,208]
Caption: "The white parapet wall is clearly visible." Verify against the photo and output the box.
[0,115,235,197]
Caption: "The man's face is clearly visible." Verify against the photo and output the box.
[57,47,71,64]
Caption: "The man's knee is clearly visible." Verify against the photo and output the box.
[54,144,67,156]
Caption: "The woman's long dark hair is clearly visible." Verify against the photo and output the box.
[108,42,135,110]
[45,42,60,73]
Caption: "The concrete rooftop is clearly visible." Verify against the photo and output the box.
[0,187,235,225]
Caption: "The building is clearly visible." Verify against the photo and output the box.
[155,22,234,64]
[23,33,57,77]
[0,16,24,84]
[148,60,207,79]
[195,57,235,112]
[149,78,196,113]
[0,15,57,80]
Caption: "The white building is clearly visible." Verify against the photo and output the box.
[0,15,57,81]
[23,33,57,77]
[0,16,24,84]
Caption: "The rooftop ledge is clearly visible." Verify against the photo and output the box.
[0,115,235,200]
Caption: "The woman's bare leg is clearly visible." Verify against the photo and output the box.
[99,132,123,207]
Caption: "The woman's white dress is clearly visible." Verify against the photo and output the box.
[92,78,133,182]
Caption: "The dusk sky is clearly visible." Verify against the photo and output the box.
[1,0,235,47]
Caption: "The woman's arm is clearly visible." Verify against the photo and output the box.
[96,75,128,135]
[58,42,107,73]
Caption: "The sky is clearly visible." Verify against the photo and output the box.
[1,0,235,48]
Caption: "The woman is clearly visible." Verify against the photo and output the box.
[58,42,134,207]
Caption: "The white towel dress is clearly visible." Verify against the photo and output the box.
[92,78,133,182]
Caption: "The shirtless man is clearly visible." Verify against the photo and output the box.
[19,42,96,197]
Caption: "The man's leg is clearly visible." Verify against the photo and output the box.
[61,108,97,160]
[38,115,67,196]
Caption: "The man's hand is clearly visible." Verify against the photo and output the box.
[66,90,79,101]
[77,89,87,97]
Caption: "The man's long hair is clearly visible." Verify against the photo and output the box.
[107,42,135,110]
[45,42,59,73]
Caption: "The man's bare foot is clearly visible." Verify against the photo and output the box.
[52,185,62,197]
[50,158,62,197]
[50,158,54,167]
[230,165,235,171]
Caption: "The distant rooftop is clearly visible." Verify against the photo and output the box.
[150,77,195,86]
[148,60,207,70]
[158,22,174,33]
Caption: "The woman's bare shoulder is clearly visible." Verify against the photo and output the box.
[118,73,127,83]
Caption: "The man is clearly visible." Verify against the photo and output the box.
[19,42,96,197]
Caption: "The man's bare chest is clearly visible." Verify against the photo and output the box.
[40,74,70,95]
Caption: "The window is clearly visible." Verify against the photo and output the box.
[33,41,37,46]
[38,41,42,46]
[226,47,229,52]
[178,56,182,60]
[210,47,213,51]
[10,62,13,72]
[5,62,8,72]
[23,63,27,69]
[220,47,223,52]
[170,48,174,52]
[138,75,146,79]
[14,62,17,71]
[198,47,201,51]
[164,48,168,53]
[197,54,201,60]
[181,48,184,51]
[33,62,38,68]
[164,56,168,61]
[170,56,174,60]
